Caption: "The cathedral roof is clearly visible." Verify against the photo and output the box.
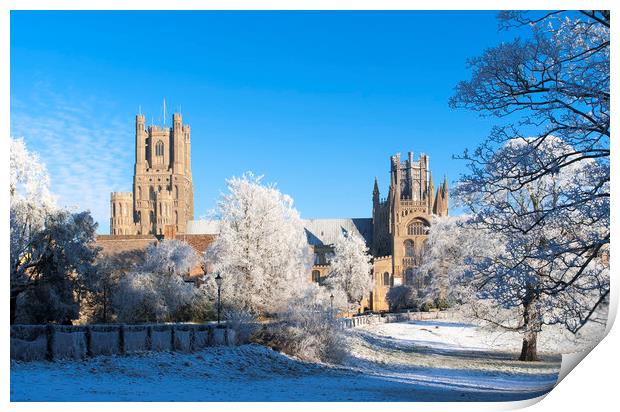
[186,218,374,248]
[303,218,373,247]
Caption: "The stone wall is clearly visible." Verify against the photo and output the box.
[11,323,240,362]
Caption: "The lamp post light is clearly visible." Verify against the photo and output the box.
[214,273,223,326]
[330,293,334,319]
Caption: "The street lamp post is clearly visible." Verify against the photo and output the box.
[330,293,334,319]
[215,273,223,326]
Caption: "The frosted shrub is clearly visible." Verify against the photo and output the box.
[258,284,347,363]
[113,270,195,323]
[223,307,258,344]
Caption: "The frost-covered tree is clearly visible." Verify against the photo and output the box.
[112,269,196,323]
[450,10,610,323]
[206,173,311,316]
[417,215,491,306]
[324,231,373,314]
[141,239,199,276]
[453,137,609,361]
[10,137,99,324]
[112,240,202,323]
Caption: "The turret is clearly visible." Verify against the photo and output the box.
[135,114,146,172]
[183,124,191,177]
[173,113,184,173]
[110,192,135,235]
[390,153,401,199]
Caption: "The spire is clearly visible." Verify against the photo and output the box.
[428,171,435,211]
[373,177,380,203]
[433,175,449,216]
[428,171,434,191]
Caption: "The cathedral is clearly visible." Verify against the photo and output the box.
[110,113,194,236]
[105,112,448,312]
[302,152,448,311]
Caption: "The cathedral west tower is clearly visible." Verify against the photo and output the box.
[110,112,194,235]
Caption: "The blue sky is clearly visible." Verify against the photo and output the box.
[11,11,521,234]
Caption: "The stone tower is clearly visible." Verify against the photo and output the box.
[371,151,448,287]
[110,112,194,235]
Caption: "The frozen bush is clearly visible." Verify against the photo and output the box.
[223,307,258,344]
[256,284,347,363]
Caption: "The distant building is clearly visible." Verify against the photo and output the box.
[102,111,449,312]
[300,152,449,311]
[110,113,194,235]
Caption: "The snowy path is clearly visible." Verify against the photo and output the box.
[10,320,561,402]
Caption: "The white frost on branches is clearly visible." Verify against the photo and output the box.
[112,240,202,323]
[324,230,373,312]
[10,137,100,324]
[206,172,311,315]
[141,239,200,276]
[451,136,609,359]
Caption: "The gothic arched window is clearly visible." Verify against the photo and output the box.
[407,218,430,236]
[312,270,321,283]
[155,140,164,157]
[404,239,415,257]
[383,272,390,286]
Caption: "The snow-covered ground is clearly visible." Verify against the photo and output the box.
[10,320,561,402]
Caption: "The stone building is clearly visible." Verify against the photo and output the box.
[103,110,448,313]
[110,113,194,235]
[302,152,449,312]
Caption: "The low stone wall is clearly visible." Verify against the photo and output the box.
[11,323,240,362]
[339,310,450,329]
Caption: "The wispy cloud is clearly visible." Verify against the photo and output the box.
[11,83,134,234]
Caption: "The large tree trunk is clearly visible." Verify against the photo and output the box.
[519,330,538,361]
[519,290,540,361]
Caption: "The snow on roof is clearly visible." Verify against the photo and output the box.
[186,220,221,235]
[186,218,373,247]
[303,218,373,247]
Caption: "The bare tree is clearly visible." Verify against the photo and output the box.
[449,11,610,344]
[454,137,609,361]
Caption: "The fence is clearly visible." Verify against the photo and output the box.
[338,310,450,329]
[10,323,238,362]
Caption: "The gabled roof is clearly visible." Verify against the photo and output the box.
[186,218,374,248]
[302,218,373,247]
